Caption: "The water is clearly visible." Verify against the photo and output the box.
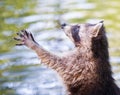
[0,0,120,95]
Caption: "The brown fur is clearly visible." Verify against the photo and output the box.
[15,22,120,95]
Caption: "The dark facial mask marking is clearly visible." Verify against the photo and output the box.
[71,25,80,42]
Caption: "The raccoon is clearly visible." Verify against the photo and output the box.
[14,21,120,95]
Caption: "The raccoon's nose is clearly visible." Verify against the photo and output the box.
[61,23,67,29]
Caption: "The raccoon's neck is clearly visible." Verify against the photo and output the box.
[91,35,111,73]
[76,45,93,60]
[92,37,109,63]
[91,35,114,87]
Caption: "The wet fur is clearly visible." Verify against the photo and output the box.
[15,23,120,95]
[66,25,120,95]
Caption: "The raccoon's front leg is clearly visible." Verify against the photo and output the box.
[14,30,64,70]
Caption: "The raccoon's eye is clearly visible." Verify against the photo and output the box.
[72,25,80,32]
[75,26,80,32]
[71,25,80,42]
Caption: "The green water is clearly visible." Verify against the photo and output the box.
[0,0,120,95]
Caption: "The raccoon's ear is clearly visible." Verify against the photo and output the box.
[92,22,103,37]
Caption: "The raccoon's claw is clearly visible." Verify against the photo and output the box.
[20,30,36,42]
[14,37,21,41]
[14,35,25,46]
[14,29,37,48]
[16,32,24,38]
[16,43,24,46]
[14,37,25,46]
[21,30,29,38]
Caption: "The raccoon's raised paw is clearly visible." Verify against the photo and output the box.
[14,30,37,48]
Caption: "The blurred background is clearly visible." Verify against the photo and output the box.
[0,0,120,95]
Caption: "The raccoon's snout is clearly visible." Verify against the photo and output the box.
[61,23,67,29]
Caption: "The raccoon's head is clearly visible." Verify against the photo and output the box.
[61,21,104,47]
